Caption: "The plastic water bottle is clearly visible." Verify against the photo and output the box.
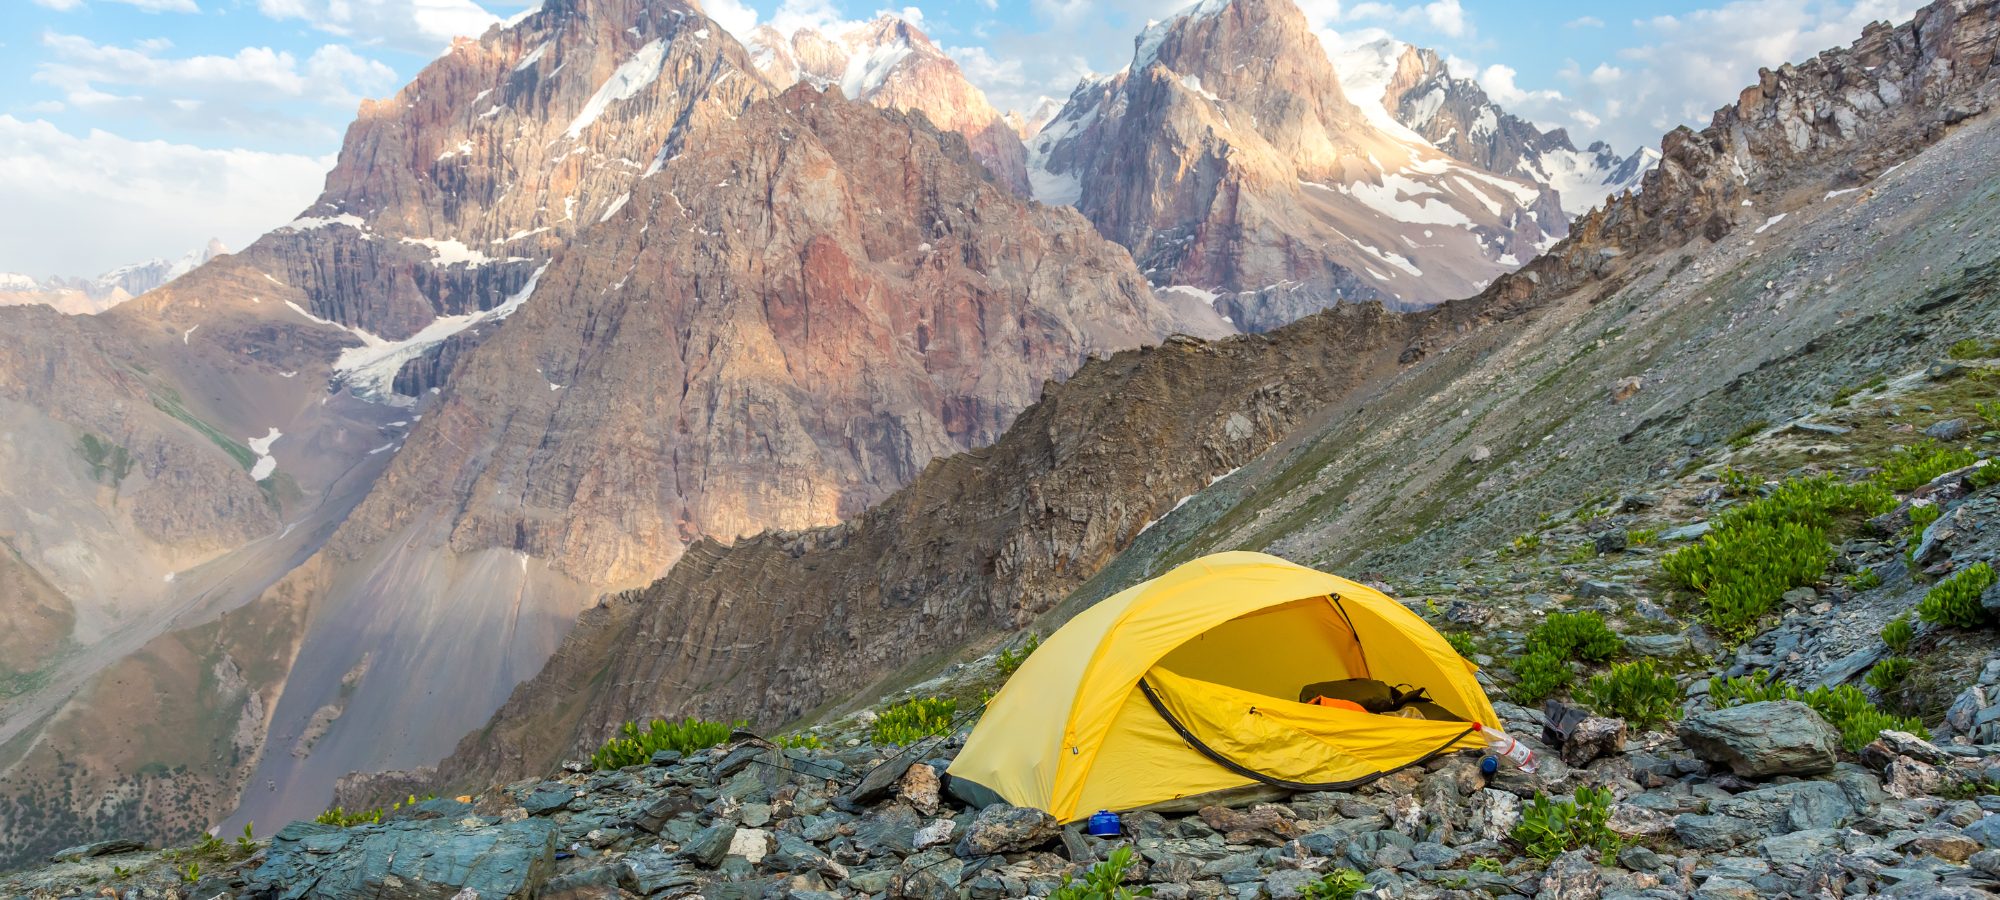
[1483,728,1539,774]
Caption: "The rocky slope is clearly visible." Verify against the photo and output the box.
[748,16,1031,194]
[417,298,1481,789]
[1028,0,1566,330]
[1337,38,1658,219]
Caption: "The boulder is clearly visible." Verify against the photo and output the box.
[898,762,941,816]
[956,805,1061,856]
[1679,701,1839,777]
[47,839,148,864]
[253,819,559,900]
[1563,716,1629,767]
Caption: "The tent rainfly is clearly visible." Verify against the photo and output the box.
[947,551,1502,820]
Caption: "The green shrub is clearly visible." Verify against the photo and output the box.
[872,696,958,746]
[1562,544,1597,564]
[1917,562,1997,629]
[1469,857,1504,874]
[1947,338,1998,360]
[1880,614,1914,652]
[1876,442,1978,491]
[1050,845,1151,900]
[1845,568,1883,591]
[1727,421,1769,450]
[1512,533,1543,553]
[996,634,1041,677]
[591,717,742,770]
[1528,611,1622,662]
[1865,656,1914,695]
[1663,474,1893,639]
[1512,786,1618,861]
[1299,869,1369,900]
[1977,401,2000,427]
[1446,631,1478,658]
[315,806,383,827]
[1628,528,1659,546]
[1720,467,1761,498]
[1832,375,1888,406]
[1509,649,1573,704]
[1708,670,1926,751]
[1974,462,2000,490]
[1579,660,1683,729]
[775,732,825,750]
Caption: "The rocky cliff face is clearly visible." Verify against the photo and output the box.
[747,16,1031,194]
[1344,39,1658,218]
[1028,0,1565,330]
[328,81,1207,589]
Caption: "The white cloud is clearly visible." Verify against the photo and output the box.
[30,0,86,8]
[31,0,199,10]
[253,0,502,55]
[1338,0,1470,38]
[0,117,331,278]
[1565,15,1605,28]
[1476,63,1562,106]
[34,34,398,139]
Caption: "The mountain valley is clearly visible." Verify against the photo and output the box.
[1,0,1999,895]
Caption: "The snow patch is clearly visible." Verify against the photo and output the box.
[182,325,199,345]
[334,263,550,403]
[247,427,281,481]
[566,39,668,139]
[840,39,912,98]
[1755,213,1787,234]
[1825,188,1859,200]
[599,192,631,222]
[402,237,524,267]
[284,214,366,231]
[515,42,548,71]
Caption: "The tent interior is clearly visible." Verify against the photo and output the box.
[1152,594,1474,722]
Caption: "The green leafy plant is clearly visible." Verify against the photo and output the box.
[236,823,257,858]
[1845,568,1883,591]
[1509,649,1573,704]
[1627,528,1659,546]
[1916,562,1998,629]
[996,634,1041,677]
[774,732,825,750]
[1947,338,1998,360]
[1512,533,1543,553]
[1974,462,2000,490]
[1561,544,1597,564]
[315,806,384,827]
[1446,631,1478,658]
[1876,442,1978,491]
[1708,670,1926,751]
[1528,611,1622,662]
[1719,467,1761,498]
[111,866,133,880]
[1832,375,1888,407]
[1727,420,1769,450]
[1579,660,1683,729]
[1299,868,1370,900]
[1865,656,1914,695]
[1512,786,1618,861]
[591,717,743,770]
[872,696,959,746]
[1050,845,1151,900]
[1663,474,1893,639]
[1940,777,2000,799]
[181,863,200,885]
[1976,401,2000,427]
[1469,857,1504,874]
[1881,614,1914,653]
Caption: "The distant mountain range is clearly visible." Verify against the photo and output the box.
[0,239,229,315]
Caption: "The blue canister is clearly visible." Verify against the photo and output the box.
[1086,810,1121,837]
[1480,755,1500,777]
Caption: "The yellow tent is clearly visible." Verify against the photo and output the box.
[947,551,1501,820]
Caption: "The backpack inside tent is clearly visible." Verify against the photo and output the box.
[947,551,1501,819]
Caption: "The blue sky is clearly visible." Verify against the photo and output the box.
[0,0,1923,277]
